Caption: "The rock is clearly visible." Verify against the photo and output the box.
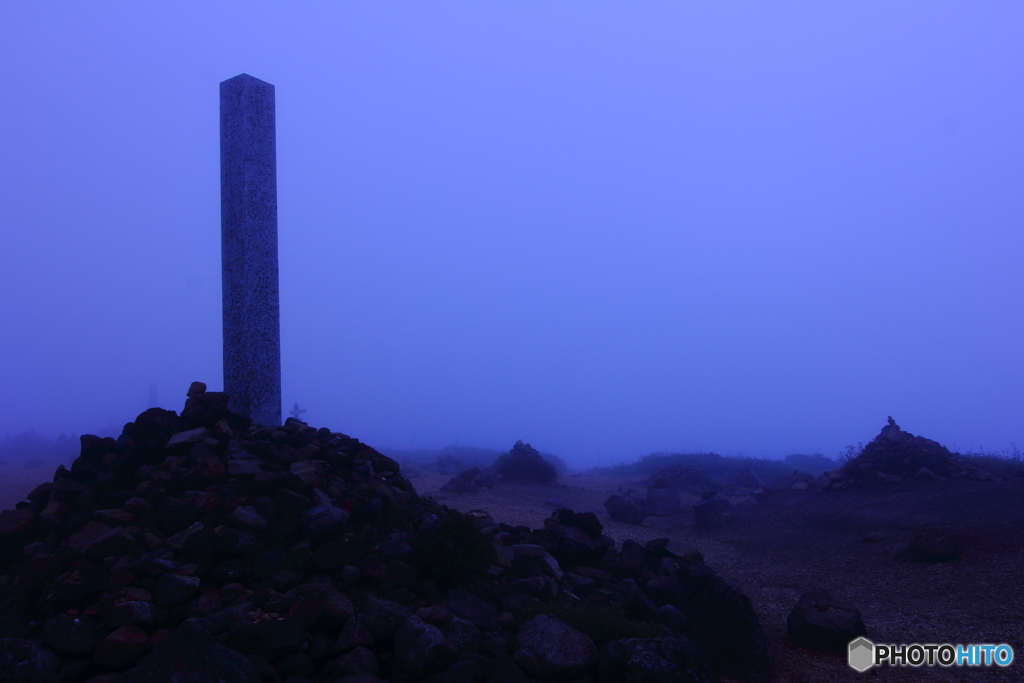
[117,618,259,683]
[439,616,479,656]
[165,427,209,448]
[787,589,867,651]
[392,615,459,681]
[440,467,499,494]
[336,614,376,652]
[733,465,766,489]
[38,614,96,656]
[319,590,356,630]
[0,638,61,683]
[535,516,613,567]
[300,505,349,540]
[230,505,268,531]
[678,569,774,682]
[646,487,681,516]
[968,467,996,481]
[327,645,379,678]
[915,466,940,481]
[514,614,598,682]
[596,638,688,683]
[227,458,262,477]
[445,589,500,632]
[153,572,201,608]
[83,525,142,560]
[93,625,148,669]
[101,601,157,627]
[359,597,411,640]
[187,381,207,397]
[259,618,307,659]
[898,523,958,561]
[692,498,723,530]
[604,494,649,525]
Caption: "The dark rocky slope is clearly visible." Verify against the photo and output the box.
[0,384,774,683]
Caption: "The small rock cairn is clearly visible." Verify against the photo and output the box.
[831,417,997,488]
[0,383,774,683]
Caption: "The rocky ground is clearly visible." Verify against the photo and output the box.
[413,471,1024,682]
[1,402,1020,683]
[0,388,775,683]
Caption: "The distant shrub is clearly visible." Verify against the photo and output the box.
[960,448,1024,479]
[428,454,467,475]
[784,453,839,475]
[539,450,569,474]
[589,452,798,484]
[520,602,661,647]
[407,507,492,588]
[494,441,557,484]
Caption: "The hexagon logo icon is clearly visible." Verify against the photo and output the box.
[848,637,874,672]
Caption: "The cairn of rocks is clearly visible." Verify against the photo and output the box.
[829,417,996,488]
[0,383,775,683]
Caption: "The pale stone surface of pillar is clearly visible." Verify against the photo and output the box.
[220,73,281,426]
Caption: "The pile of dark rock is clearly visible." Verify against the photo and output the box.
[0,383,776,683]
[492,442,556,485]
[830,417,996,488]
[439,468,500,495]
[441,442,557,494]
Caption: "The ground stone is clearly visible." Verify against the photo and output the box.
[393,614,459,681]
[787,589,867,651]
[116,618,259,683]
[604,494,649,525]
[514,614,597,682]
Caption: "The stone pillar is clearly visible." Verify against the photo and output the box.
[220,73,281,426]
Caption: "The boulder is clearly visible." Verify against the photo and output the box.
[677,567,775,682]
[392,615,458,681]
[787,589,867,651]
[604,494,649,525]
[692,498,723,530]
[898,523,958,561]
[514,614,598,681]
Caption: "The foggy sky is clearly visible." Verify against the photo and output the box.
[1,3,1021,469]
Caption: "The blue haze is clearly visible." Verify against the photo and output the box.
[0,3,1021,469]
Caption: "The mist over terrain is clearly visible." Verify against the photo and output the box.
[1,4,1021,471]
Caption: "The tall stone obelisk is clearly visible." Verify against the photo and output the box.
[220,74,281,426]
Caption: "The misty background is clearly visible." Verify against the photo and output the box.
[1,3,1021,471]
